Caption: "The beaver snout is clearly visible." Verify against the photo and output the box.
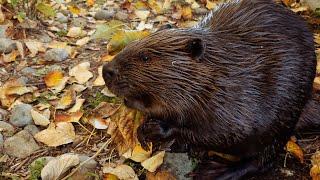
[102,62,117,83]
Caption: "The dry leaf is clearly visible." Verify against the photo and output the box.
[31,109,50,126]
[67,27,86,38]
[141,151,165,172]
[88,115,110,129]
[56,89,76,110]
[41,154,80,180]
[44,71,64,88]
[146,171,176,180]
[86,0,95,6]
[130,144,152,162]
[107,105,144,155]
[47,41,73,55]
[35,122,76,147]
[107,30,150,54]
[68,97,85,113]
[311,151,320,180]
[0,5,5,23]
[76,37,90,46]
[103,164,138,180]
[135,10,150,20]
[25,40,46,57]
[69,62,93,84]
[68,5,81,15]
[55,111,83,123]
[286,139,304,163]
[206,0,217,10]
[3,50,19,63]
[101,87,116,97]
[181,6,193,20]
[93,66,105,86]
[51,77,69,94]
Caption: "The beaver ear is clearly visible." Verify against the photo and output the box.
[185,38,205,60]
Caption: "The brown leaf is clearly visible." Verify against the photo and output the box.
[107,105,144,155]
[286,139,304,163]
[44,71,64,88]
[146,171,176,180]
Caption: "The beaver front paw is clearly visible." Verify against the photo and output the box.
[137,119,175,151]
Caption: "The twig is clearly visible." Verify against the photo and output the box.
[61,139,112,180]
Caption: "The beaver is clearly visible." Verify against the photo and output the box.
[102,0,318,179]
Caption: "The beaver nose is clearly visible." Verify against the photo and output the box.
[102,63,116,81]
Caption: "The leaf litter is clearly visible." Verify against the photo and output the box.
[0,0,319,179]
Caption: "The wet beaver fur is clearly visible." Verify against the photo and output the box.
[102,0,318,179]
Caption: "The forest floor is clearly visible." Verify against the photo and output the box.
[0,0,319,179]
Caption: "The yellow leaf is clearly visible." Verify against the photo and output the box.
[44,71,64,88]
[146,171,176,180]
[68,5,81,15]
[103,173,119,180]
[286,140,304,163]
[2,50,19,63]
[86,0,95,6]
[69,62,93,84]
[68,97,85,113]
[93,66,105,86]
[108,30,150,54]
[141,151,165,172]
[31,109,50,126]
[311,151,320,180]
[34,122,76,147]
[181,6,192,20]
[130,144,152,162]
[206,0,217,10]
[36,2,56,17]
[56,89,76,110]
[103,164,138,180]
[55,111,83,123]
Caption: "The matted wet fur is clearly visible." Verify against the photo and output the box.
[102,0,317,179]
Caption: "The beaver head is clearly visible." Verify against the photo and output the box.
[102,29,218,118]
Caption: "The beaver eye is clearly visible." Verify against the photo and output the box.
[140,54,150,62]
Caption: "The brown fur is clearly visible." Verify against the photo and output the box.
[103,0,317,179]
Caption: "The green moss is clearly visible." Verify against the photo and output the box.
[28,158,46,180]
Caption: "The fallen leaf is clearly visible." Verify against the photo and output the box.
[311,151,320,180]
[69,62,93,84]
[67,27,86,38]
[146,171,176,180]
[141,151,165,172]
[41,154,80,180]
[36,2,56,17]
[56,89,76,110]
[2,50,19,62]
[93,66,105,86]
[25,40,46,57]
[286,139,304,163]
[86,0,95,6]
[103,164,138,180]
[68,5,81,15]
[76,37,90,46]
[51,77,69,94]
[107,105,144,155]
[108,30,150,54]
[130,144,152,162]
[55,111,83,123]
[181,6,193,20]
[135,10,150,20]
[91,21,124,40]
[88,115,110,129]
[206,0,217,10]
[31,109,50,126]
[68,97,85,113]
[34,122,76,147]
[0,5,5,23]
[101,87,117,97]
[44,71,64,88]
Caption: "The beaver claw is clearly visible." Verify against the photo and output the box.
[137,119,175,151]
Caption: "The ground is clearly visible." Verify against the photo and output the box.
[0,0,319,179]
